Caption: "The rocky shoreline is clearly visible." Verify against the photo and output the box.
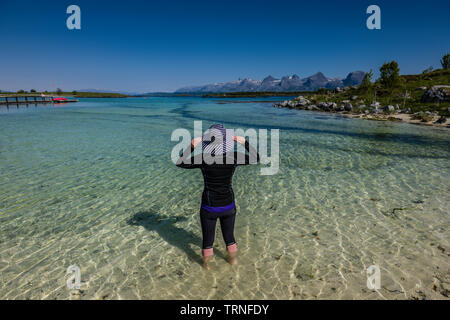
[274,86,450,128]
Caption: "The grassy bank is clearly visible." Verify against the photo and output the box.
[307,68,450,115]
[272,68,450,127]
[0,91,129,98]
[70,91,129,98]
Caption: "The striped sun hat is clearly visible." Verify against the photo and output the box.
[201,124,235,156]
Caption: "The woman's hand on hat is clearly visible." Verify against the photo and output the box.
[232,136,246,145]
[191,137,202,148]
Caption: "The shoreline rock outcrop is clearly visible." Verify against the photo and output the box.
[274,95,449,128]
[421,86,450,102]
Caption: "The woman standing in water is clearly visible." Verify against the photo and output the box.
[176,124,260,270]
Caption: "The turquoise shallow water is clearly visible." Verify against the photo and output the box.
[0,97,449,299]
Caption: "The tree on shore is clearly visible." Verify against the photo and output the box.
[422,66,433,74]
[72,90,77,95]
[360,69,374,102]
[360,69,373,89]
[17,89,26,94]
[30,89,36,93]
[441,54,450,69]
[56,88,63,95]
[379,61,400,89]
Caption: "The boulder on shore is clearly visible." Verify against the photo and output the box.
[383,105,395,112]
[294,96,310,106]
[421,85,450,102]
[372,107,382,114]
[434,116,446,124]
[317,102,331,111]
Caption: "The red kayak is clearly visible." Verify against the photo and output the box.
[53,97,68,102]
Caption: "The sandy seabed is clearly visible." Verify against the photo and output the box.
[0,98,449,299]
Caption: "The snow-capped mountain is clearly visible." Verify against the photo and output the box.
[175,71,365,93]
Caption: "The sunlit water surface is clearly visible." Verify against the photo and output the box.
[0,97,449,299]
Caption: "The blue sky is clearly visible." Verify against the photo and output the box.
[0,0,449,92]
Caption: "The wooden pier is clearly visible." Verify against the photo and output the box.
[0,94,78,106]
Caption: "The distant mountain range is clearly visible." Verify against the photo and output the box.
[78,89,142,95]
[175,71,366,93]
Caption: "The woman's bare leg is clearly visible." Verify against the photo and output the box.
[202,255,212,270]
[227,243,237,265]
[202,248,213,270]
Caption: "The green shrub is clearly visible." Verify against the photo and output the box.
[441,54,450,69]
[360,69,373,89]
[379,61,401,89]
[422,66,433,74]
